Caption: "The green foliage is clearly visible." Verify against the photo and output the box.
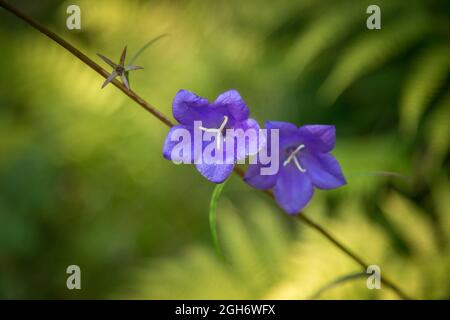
[284,1,364,75]
[126,203,295,299]
[127,183,450,299]
[424,91,450,174]
[320,13,428,103]
[400,45,450,135]
[0,0,448,299]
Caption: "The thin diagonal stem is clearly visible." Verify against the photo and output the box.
[0,0,412,300]
[0,0,173,128]
[233,168,412,300]
[296,214,411,299]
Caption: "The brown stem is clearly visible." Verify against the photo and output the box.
[297,214,411,299]
[0,0,174,128]
[236,163,411,299]
[0,0,412,300]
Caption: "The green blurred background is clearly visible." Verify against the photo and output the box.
[0,0,449,299]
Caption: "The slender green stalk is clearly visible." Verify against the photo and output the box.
[0,0,413,300]
[128,34,170,65]
[209,181,227,258]
[309,272,367,299]
[125,34,170,88]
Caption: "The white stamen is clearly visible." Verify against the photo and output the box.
[283,144,306,172]
[199,116,228,150]
[292,156,306,172]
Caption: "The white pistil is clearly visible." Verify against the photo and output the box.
[283,144,306,172]
[199,115,229,150]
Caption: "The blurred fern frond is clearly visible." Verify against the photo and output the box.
[400,45,450,136]
[284,0,403,77]
[125,202,296,299]
[319,13,428,103]
[284,1,364,75]
[424,91,450,174]
[283,0,448,144]
[125,183,450,299]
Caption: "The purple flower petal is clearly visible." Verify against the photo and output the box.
[273,164,314,215]
[232,118,263,161]
[298,125,336,153]
[214,90,249,121]
[266,121,298,136]
[162,125,195,163]
[244,163,278,190]
[172,90,210,125]
[237,118,260,132]
[301,152,346,189]
[195,162,234,184]
[265,121,304,156]
[200,131,235,165]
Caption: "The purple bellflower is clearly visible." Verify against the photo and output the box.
[163,90,261,183]
[244,121,346,215]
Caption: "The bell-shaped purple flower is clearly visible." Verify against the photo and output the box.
[244,121,346,215]
[163,89,261,183]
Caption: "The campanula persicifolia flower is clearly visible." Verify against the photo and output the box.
[163,89,262,183]
[244,121,346,215]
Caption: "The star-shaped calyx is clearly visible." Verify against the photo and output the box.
[97,46,143,90]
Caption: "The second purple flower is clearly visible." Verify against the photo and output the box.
[244,121,346,215]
